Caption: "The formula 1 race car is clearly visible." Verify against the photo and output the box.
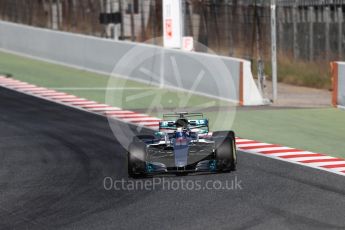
[127,112,237,178]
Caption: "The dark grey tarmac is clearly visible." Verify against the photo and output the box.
[0,87,344,230]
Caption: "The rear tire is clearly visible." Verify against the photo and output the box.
[213,131,237,172]
[128,141,147,178]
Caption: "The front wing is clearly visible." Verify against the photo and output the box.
[145,142,217,174]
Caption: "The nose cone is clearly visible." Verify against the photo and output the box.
[173,135,189,167]
[173,129,190,167]
[174,144,189,167]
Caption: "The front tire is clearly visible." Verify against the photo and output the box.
[213,131,237,172]
[128,141,147,178]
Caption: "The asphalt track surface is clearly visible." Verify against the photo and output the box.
[1,87,345,230]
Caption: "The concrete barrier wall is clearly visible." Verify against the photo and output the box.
[0,21,264,105]
[331,61,345,109]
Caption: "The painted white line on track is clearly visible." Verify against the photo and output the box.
[22,88,50,92]
[331,167,345,172]
[306,161,345,167]
[3,83,29,86]
[13,85,37,89]
[81,104,109,108]
[116,115,150,119]
[122,117,161,122]
[57,98,87,102]
[269,151,315,157]
[289,156,336,162]
[242,147,291,152]
[87,107,121,111]
[17,86,39,89]
[237,143,271,148]
[32,90,57,94]
[105,111,137,115]
[40,92,67,96]
[49,95,77,99]
[85,107,113,111]
[235,139,253,143]
[69,101,97,105]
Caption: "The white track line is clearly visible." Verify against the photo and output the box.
[13,85,37,89]
[81,104,110,108]
[69,101,97,105]
[49,95,77,99]
[87,107,121,111]
[304,161,345,167]
[269,151,315,157]
[105,111,138,115]
[288,156,335,162]
[135,122,160,126]
[331,167,345,172]
[236,143,270,148]
[235,139,254,143]
[32,90,57,94]
[3,83,29,87]
[242,147,292,152]
[22,88,50,92]
[122,117,161,122]
[118,114,150,118]
[38,92,67,96]
[57,98,86,102]
[16,87,41,91]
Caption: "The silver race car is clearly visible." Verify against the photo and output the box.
[128,112,237,178]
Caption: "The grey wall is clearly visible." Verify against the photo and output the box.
[0,21,243,102]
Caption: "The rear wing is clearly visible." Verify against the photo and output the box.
[159,118,209,133]
[162,112,203,120]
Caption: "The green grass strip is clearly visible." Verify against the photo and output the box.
[0,50,344,158]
